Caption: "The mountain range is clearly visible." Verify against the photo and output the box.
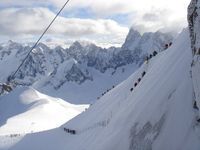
[0,29,172,103]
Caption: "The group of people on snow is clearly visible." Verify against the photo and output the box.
[130,71,146,92]
[64,127,76,135]
[98,85,115,100]
[130,50,161,92]
[164,42,173,50]
[145,51,158,63]
[137,50,157,89]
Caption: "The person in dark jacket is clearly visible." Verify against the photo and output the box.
[153,51,158,56]
[164,44,169,50]
[72,130,76,134]
[142,71,146,77]
[134,82,138,87]
[130,88,134,92]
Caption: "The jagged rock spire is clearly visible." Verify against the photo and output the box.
[188,0,200,55]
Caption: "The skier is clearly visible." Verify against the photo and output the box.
[164,44,169,50]
[72,130,76,134]
[130,88,134,92]
[134,82,138,87]
[153,51,158,56]
[142,71,146,77]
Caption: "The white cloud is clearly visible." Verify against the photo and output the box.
[0,8,129,46]
[0,0,191,15]
[0,0,191,44]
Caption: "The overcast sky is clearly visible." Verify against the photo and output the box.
[0,0,191,47]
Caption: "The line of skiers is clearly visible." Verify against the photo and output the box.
[64,127,76,135]
[164,42,173,50]
[9,134,20,138]
[130,71,146,92]
[98,85,115,100]
[131,50,159,92]
[145,51,158,63]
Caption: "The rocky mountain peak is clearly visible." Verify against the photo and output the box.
[188,0,200,55]
[122,28,141,50]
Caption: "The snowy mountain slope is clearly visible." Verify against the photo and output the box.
[0,87,88,136]
[61,29,199,150]
[36,63,138,104]
[2,28,199,150]
[0,30,172,103]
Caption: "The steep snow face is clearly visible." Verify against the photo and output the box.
[0,87,88,136]
[2,29,199,150]
[62,29,199,150]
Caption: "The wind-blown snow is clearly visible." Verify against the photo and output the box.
[1,29,199,150]
[0,87,88,136]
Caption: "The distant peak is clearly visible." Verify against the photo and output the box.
[7,40,19,46]
[8,40,14,44]
[129,28,141,36]
[69,41,83,49]
[122,27,141,50]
